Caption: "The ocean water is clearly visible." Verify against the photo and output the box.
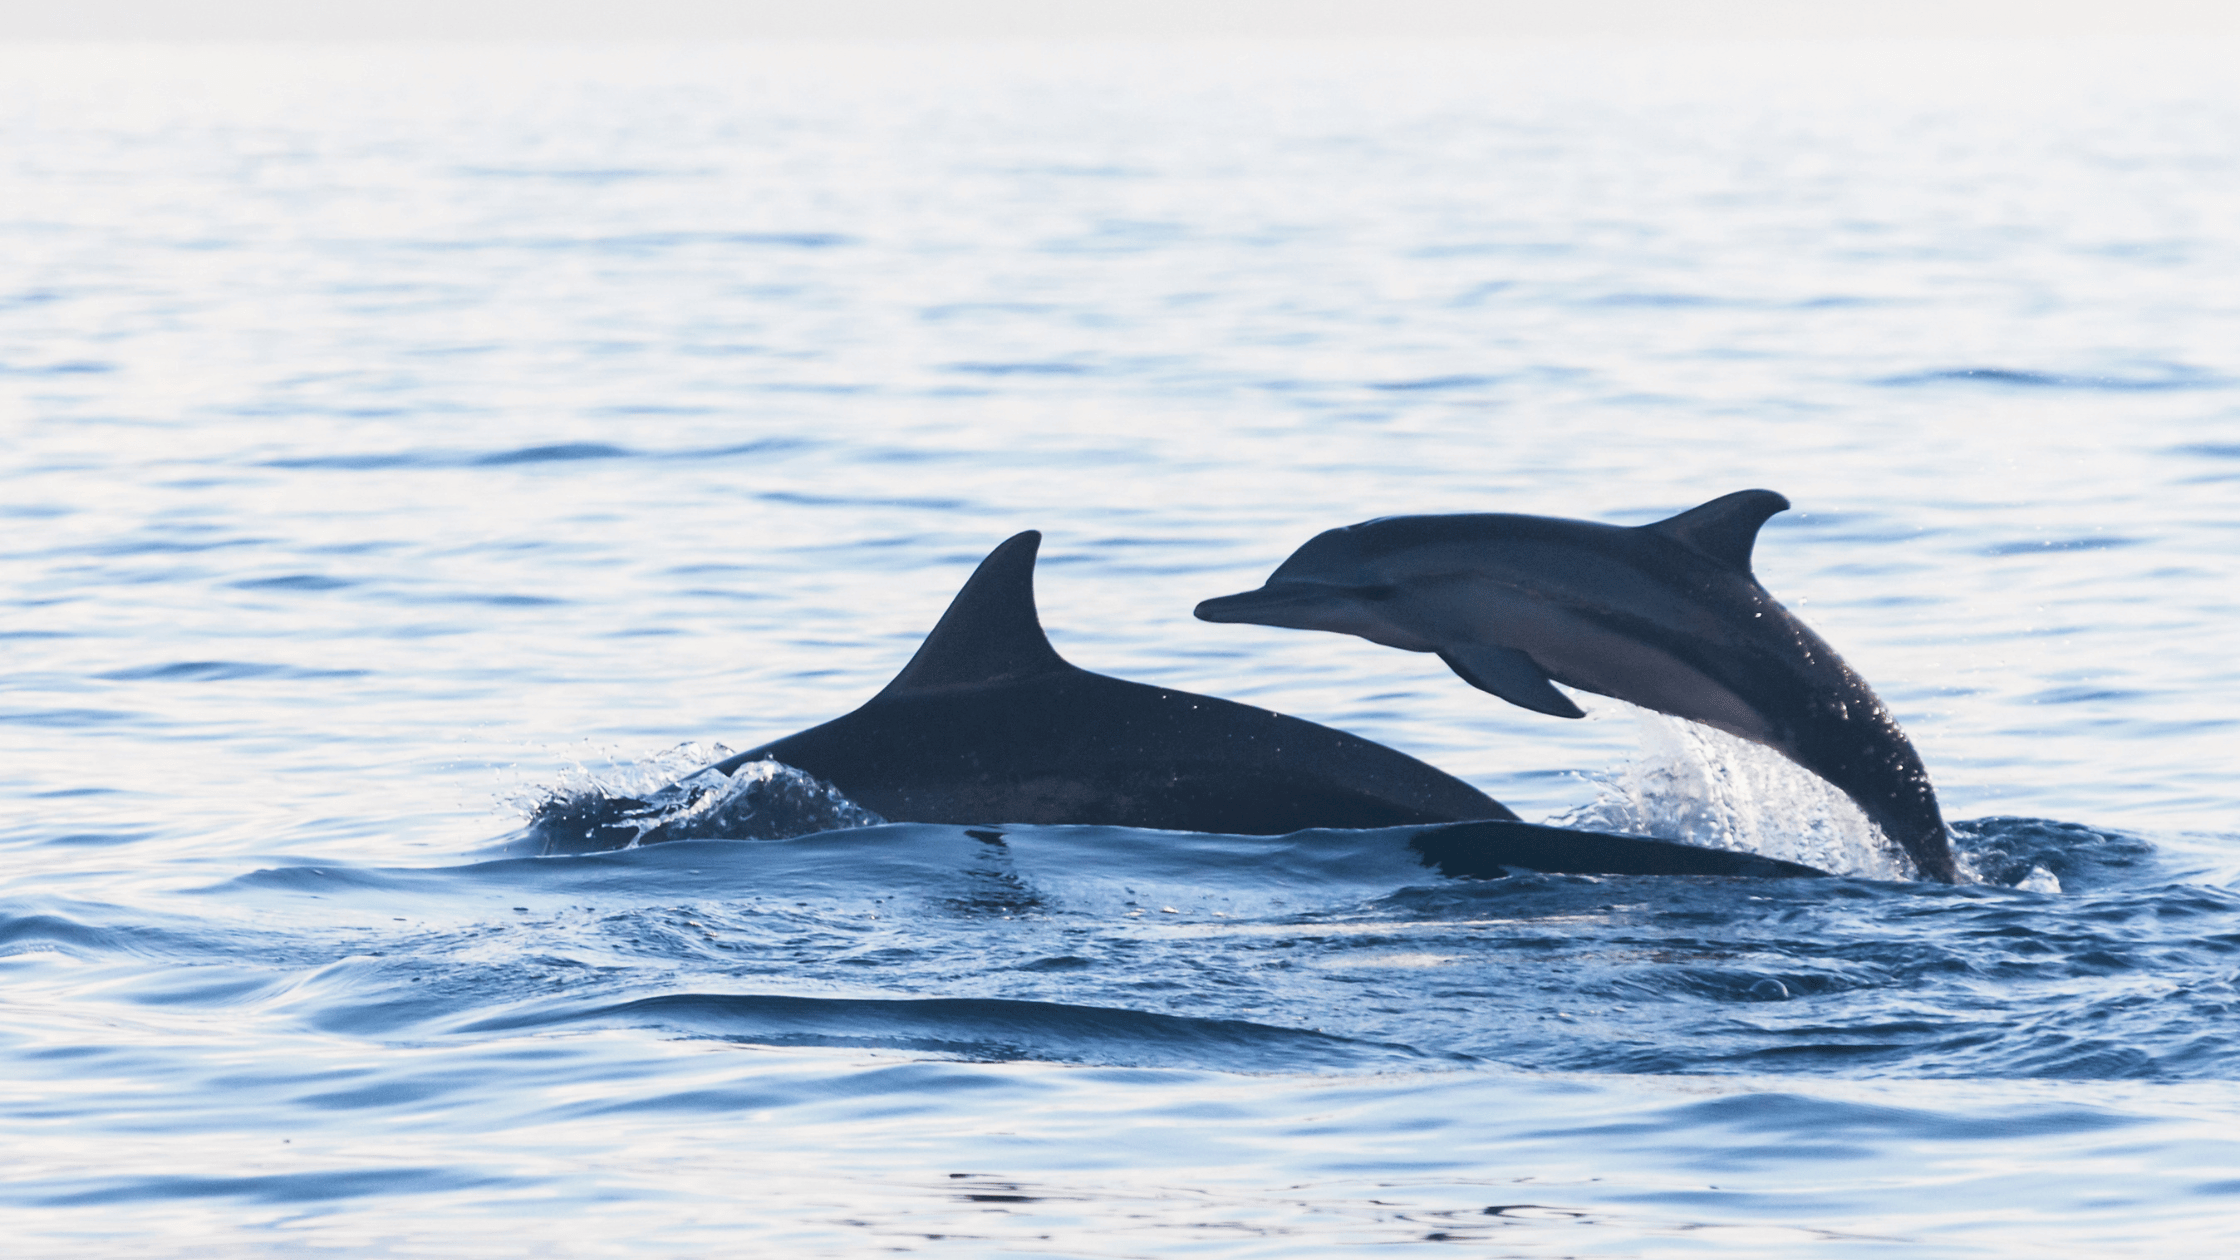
[4,40,2239,1255]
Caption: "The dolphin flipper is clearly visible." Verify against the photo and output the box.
[1437,645,1586,719]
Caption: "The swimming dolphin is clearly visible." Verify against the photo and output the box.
[529,531,1516,851]
[705,531,1517,832]
[1192,491,1957,882]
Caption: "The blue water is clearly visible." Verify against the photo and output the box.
[5,40,2240,1255]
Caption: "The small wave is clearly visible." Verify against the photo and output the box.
[262,437,809,471]
[232,574,354,592]
[217,864,427,896]
[691,438,817,458]
[97,661,367,682]
[0,911,116,954]
[25,1167,505,1208]
[1653,1091,2135,1142]
[458,593,567,608]
[2022,684,2148,706]
[41,830,155,848]
[0,707,141,727]
[758,489,972,510]
[261,452,432,470]
[0,359,114,375]
[1951,818,2153,891]
[472,442,634,466]
[1368,374,1501,392]
[1875,366,2225,392]
[462,991,1439,1072]
[1980,536,2142,556]
[85,535,268,556]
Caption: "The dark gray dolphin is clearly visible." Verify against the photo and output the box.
[706,531,1511,832]
[1193,491,1956,882]
[523,532,1514,850]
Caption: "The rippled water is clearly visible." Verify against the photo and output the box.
[5,40,2239,1255]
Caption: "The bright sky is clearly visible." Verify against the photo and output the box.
[3,0,2235,41]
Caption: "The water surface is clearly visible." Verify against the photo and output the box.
[4,40,2238,1255]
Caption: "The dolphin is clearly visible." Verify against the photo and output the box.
[1192,491,1957,882]
[702,531,1517,832]
[530,531,1515,848]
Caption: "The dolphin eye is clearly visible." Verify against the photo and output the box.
[1355,584,1398,602]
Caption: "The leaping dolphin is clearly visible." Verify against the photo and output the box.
[1193,491,1957,882]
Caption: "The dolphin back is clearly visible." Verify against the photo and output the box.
[744,673,1516,833]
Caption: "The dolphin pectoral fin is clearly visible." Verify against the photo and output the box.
[1437,646,1586,718]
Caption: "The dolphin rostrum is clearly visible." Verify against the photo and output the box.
[1192,491,1957,881]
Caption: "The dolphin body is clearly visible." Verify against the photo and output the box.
[525,530,1827,878]
[529,531,1512,848]
[702,531,1510,833]
[1193,491,1957,882]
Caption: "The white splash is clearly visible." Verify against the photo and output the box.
[1547,703,1917,880]
[518,741,884,846]
[633,755,886,842]
[542,740,745,806]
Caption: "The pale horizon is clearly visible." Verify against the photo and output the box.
[3,0,2236,43]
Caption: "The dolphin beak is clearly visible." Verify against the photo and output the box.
[1194,582,1335,626]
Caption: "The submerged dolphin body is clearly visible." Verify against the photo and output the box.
[1193,491,1957,881]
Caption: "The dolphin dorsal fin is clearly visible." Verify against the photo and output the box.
[877,531,1072,695]
[1644,489,1791,573]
